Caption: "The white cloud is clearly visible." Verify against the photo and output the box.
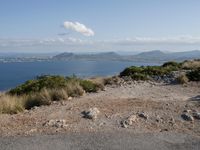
[63,21,94,36]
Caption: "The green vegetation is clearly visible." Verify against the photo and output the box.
[0,75,104,114]
[9,75,68,95]
[80,80,99,92]
[120,60,200,82]
[9,75,101,96]
[120,65,180,80]
[162,61,182,70]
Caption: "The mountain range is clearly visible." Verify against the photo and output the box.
[53,50,200,62]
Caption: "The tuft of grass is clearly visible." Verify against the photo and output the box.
[0,94,25,114]
[50,88,68,101]
[65,81,84,97]
[176,74,189,84]
[24,88,51,109]
[182,60,200,70]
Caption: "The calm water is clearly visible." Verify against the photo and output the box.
[0,60,160,91]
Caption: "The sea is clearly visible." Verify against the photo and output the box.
[0,60,160,91]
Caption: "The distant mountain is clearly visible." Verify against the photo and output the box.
[126,50,200,62]
[53,52,123,61]
[134,50,166,58]
[169,50,200,60]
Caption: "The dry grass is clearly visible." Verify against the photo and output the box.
[177,74,189,84]
[24,89,52,109]
[0,94,25,114]
[50,88,68,101]
[104,76,122,85]
[89,77,106,85]
[64,81,84,97]
[0,83,84,113]
[182,60,200,69]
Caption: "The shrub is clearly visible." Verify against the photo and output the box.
[142,66,169,76]
[130,73,148,80]
[88,77,106,88]
[0,94,25,114]
[80,80,99,92]
[186,68,200,81]
[24,89,51,109]
[1,75,105,113]
[120,61,184,81]
[65,82,84,97]
[120,65,173,80]
[162,61,181,68]
[120,66,143,77]
[176,74,189,84]
[9,75,68,95]
[9,75,100,96]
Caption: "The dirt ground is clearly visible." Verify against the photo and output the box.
[0,81,200,137]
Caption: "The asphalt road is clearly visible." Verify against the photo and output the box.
[0,131,200,150]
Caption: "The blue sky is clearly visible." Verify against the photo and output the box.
[0,0,200,52]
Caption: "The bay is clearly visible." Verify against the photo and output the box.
[0,60,160,91]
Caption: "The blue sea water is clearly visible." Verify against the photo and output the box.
[0,60,160,91]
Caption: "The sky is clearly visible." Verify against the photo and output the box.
[0,0,200,53]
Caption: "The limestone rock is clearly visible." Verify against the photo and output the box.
[44,119,67,128]
[126,115,137,125]
[181,113,194,121]
[193,112,200,120]
[82,107,100,120]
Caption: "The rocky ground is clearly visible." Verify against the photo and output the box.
[0,80,200,137]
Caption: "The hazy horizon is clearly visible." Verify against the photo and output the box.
[1,0,200,53]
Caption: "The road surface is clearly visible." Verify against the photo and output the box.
[0,131,200,150]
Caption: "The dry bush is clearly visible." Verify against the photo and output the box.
[0,94,25,114]
[65,82,84,97]
[104,76,121,85]
[24,88,51,109]
[50,88,68,101]
[182,60,200,70]
[88,77,105,91]
[177,74,189,84]
[89,77,106,85]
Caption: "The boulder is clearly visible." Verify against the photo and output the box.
[82,107,100,120]
[181,113,194,121]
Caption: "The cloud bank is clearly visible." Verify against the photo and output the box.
[1,36,200,52]
[63,21,94,36]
